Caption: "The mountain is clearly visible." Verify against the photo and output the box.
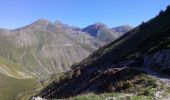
[82,23,132,43]
[82,23,116,43]
[111,25,133,33]
[0,19,130,80]
[0,19,132,99]
[111,25,133,38]
[0,19,106,99]
[35,6,170,99]
[0,19,105,79]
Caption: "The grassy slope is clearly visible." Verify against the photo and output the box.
[0,73,39,100]
[0,37,22,64]
[70,93,153,100]
[0,35,49,77]
[0,57,39,100]
[0,56,33,78]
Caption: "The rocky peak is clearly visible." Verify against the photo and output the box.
[54,20,63,26]
[82,23,116,43]
[111,25,133,33]
[54,20,69,29]
[31,18,51,27]
[93,23,108,29]
[13,18,53,31]
[82,23,110,36]
[85,23,108,30]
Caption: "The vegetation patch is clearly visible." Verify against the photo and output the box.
[70,93,153,100]
[0,73,39,100]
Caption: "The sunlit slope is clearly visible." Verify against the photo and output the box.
[0,56,33,78]
[0,26,94,78]
[0,56,40,100]
[0,73,39,100]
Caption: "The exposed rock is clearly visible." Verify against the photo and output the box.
[32,96,47,100]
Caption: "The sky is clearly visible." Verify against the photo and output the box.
[0,0,169,29]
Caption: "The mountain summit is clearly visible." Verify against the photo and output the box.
[82,23,116,43]
[82,23,132,43]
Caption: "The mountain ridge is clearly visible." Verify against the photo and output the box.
[0,18,133,99]
[0,19,131,79]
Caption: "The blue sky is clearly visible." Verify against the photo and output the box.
[0,0,169,29]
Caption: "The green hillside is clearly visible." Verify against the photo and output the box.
[0,73,39,100]
[0,56,39,100]
[0,56,33,78]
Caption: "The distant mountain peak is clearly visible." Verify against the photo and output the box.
[32,18,51,26]
[111,25,133,33]
[114,25,133,29]
[94,22,107,26]
[54,20,69,28]
[89,23,108,29]
[82,23,115,43]
[15,18,53,30]
[82,23,109,32]
[54,20,63,25]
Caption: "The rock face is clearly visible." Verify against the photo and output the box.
[32,96,47,100]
